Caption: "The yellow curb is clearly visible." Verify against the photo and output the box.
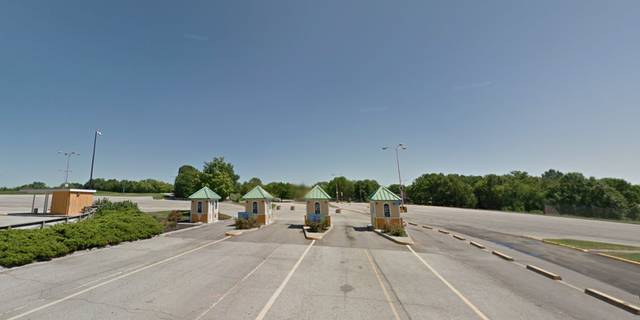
[422,225,433,229]
[470,241,485,249]
[0,213,7,216]
[225,231,242,236]
[526,265,562,280]
[522,235,542,241]
[452,234,466,241]
[541,239,589,253]
[408,222,418,226]
[437,229,449,234]
[492,251,514,261]
[597,253,640,267]
[584,288,640,315]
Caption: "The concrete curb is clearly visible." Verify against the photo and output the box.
[522,235,542,241]
[225,222,275,236]
[408,222,418,226]
[303,224,334,240]
[470,241,485,249]
[422,225,433,229]
[597,253,640,267]
[438,229,449,234]
[340,208,369,216]
[368,225,414,245]
[584,288,640,315]
[526,265,562,280]
[492,251,514,261]
[452,234,466,241]
[541,239,589,253]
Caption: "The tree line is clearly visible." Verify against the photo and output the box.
[405,169,640,220]
[0,179,173,194]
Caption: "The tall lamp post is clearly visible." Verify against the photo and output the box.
[89,131,101,189]
[332,173,342,203]
[382,143,407,212]
[58,151,80,188]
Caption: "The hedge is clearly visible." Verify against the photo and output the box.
[0,208,163,268]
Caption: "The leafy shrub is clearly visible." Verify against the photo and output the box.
[235,217,258,230]
[308,221,329,233]
[94,198,139,214]
[381,223,407,237]
[167,210,181,222]
[0,208,162,268]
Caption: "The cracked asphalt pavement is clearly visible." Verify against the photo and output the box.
[0,200,639,319]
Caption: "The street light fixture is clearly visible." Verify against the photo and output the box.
[89,131,101,190]
[332,173,343,203]
[382,143,407,212]
[58,151,80,188]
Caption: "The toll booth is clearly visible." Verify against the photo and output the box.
[239,186,274,225]
[188,186,221,223]
[303,185,332,226]
[367,186,404,229]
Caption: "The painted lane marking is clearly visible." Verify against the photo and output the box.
[255,240,315,320]
[407,245,490,320]
[197,243,284,320]
[7,236,231,320]
[365,249,401,320]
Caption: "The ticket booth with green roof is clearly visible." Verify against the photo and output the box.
[303,185,332,226]
[240,186,275,225]
[189,186,221,223]
[367,186,404,229]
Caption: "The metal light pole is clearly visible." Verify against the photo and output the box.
[332,174,342,203]
[58,151,80,188]
[89,131,101,189]
[382,143,407,212]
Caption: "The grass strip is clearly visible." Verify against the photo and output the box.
[608,253,640,263]
[545,239,640,250]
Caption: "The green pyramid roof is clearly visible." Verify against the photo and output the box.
[188,186,222,200]
[303,185,332,200]
[366,186,402,201]
[242,186,274,200]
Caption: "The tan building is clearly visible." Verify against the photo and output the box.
[367,186,404,229]
[239,186,275,225]
[188,186,221,223]
[19,188,96,215]
[303,185,332,226]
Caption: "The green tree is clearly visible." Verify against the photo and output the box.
[196,171,234,201]
[174,165,199,198]
[204,157,239,183]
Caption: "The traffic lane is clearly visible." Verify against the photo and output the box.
[4,241,301,320]
[402,205,640,246]
[406,224,640,319]
[0,222,233,318]
[317,210,405,251]
[439,224,640,296]
[261,246,410,320]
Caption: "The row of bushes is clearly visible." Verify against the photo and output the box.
[94,198,139,214]
[0,208,163,268]
[308,221,329,233]
[235,217,259,229]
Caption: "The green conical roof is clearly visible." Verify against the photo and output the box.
[366,186,402,201]
[303,185,332,200]
[242,186,274,200]
[189,186,222,200]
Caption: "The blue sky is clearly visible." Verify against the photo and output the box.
[2,1,639,188]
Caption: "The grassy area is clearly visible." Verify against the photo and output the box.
[526,212,640,225]
[94,191,169,199]
[545,239,640,250]
[609,253,640,262]
[0,190,27,194]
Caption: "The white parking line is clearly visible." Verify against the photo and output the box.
[197,243,284,320]
[407,245,490,320]
[7,236,231,320]
[255,240,315,320]
[365,249,401,320]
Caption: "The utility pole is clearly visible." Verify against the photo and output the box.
[89,131,101,189]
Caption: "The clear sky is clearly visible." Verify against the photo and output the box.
[2,1,639,188]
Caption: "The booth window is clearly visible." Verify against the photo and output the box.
[252,201,258,213]
[197,201,203,213]
[383,203,391,217]
[314,202,321,214]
